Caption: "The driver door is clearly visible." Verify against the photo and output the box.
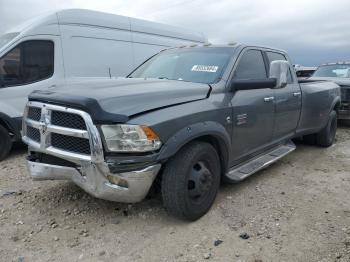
[265,51,301,140]
[230,49,275,165]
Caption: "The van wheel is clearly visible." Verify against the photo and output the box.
[161,141,221,221]
[0,125,12,161]
[316,110,337,147]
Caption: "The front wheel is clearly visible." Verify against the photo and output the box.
[316,110,337,147]
[161,141,221,221]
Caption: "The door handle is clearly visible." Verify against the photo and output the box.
[48,85,56,89]
[293,92,301,97]
[264,96,275,102]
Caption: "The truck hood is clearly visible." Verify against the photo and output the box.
[309,77,350,88]
[29,78,210,123]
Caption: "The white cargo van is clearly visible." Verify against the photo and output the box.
[0,9,207,160]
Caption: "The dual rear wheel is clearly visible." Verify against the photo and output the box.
[304,110,337,147]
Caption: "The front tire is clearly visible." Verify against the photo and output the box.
[161,141,221,221]
[0,125,12,161]
[316,110,337,147]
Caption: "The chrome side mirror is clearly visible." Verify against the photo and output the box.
[269,60,289,89]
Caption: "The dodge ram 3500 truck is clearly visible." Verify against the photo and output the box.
[22,45,340,220]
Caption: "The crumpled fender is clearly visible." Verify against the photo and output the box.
[156,121,231,169]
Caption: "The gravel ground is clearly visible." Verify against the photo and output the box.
[0,127,350,262]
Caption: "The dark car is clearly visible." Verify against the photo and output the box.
[309,62,350,120]
[294,65,317,80]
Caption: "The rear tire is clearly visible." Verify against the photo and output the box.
[0,125,12,161]
[316,110,337,147]
[161,141,221,221]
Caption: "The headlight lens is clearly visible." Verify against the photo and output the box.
[101,124,162,152]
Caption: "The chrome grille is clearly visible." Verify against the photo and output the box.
[51,133,91,155]
[51,111,86,130]
[27,126,40,142]
[22,101,104,163]
[27,107,42,121]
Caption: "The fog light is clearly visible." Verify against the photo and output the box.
[107,175,129,188]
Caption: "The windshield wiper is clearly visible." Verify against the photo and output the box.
[158,76,169,80]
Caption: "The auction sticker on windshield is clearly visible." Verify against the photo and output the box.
[191,65,219,73]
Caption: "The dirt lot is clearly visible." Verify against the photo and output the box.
[1,127,350,262]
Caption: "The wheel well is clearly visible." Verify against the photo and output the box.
[0,118,11,134]
[152,134,229,194]
[0,116,20,140]
[192,135,229,176]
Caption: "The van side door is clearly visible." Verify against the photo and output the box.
[59,21,134,78]
[230,49,275,165]
[265,51,301,139]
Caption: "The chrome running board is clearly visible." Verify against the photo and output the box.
[226,140,296,182]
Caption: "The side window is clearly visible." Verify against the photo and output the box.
[0,40,54,87]
[234,50,267,80]
[266,51,293,83]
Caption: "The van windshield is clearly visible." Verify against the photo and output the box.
[129,47,234,84]
[0,32,19,51]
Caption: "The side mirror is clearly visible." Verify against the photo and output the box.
[269,60,289,88]
[231,78,277,91]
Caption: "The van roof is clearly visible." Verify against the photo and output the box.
[4,9,207,43]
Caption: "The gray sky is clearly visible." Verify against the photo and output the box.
[1,0,349,66]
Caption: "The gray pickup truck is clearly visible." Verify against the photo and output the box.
[22,44,340,220]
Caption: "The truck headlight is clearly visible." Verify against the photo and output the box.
[101,125,162,152]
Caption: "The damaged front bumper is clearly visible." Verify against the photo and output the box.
[22,101,161,203]
[26,158,161,203]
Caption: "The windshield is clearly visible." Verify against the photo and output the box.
[0,32,19,51]
[313,64,350,78]
[129,47,234,84]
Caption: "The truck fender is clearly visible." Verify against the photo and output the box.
[157,121,231,170]
[0,113,22,140]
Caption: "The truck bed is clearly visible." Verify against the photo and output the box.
[297,80,340,135]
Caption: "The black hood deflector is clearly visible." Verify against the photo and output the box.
[28,78,210,124]
[29,91,129,124]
